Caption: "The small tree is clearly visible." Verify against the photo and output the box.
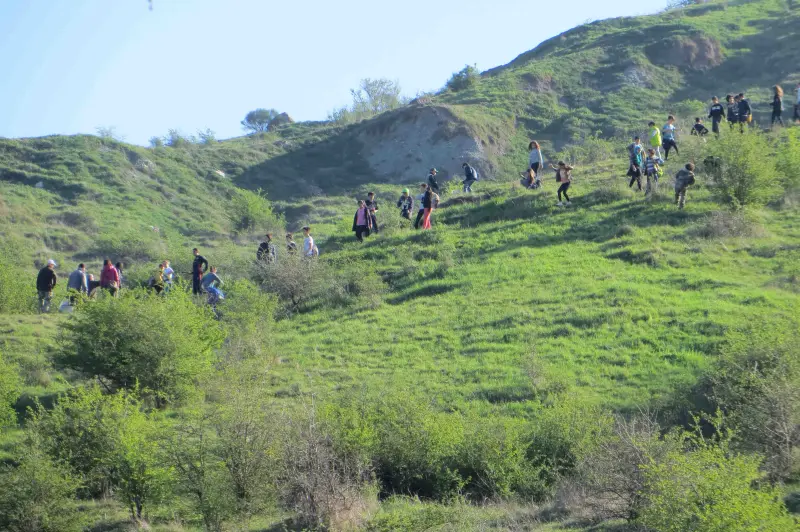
[95,126,124,142]
[241,108,279,133]
[149,136,164,148]
[445,64,480,92]
[197,128,216,144]
[228,188,280,233]
[56,291,224,405]
[704,130,777,207]
[350,78,403,115]
[0,447,84,532]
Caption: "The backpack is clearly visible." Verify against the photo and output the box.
[433,193,440,208]
[473,168,479,181]
[312,245,320,257]
[688,173,696,185]
[555,168,561,182]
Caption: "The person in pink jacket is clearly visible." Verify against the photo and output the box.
[99,259,120,297]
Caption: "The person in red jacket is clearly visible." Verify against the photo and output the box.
[100,259,120,297]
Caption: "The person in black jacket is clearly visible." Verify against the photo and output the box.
[365,192,379,234]
[708,96,725,136]
[36,259,58,313]
[690,118,709,137]
[771,85,784,127]
[257,233,277,263]
[726,94,739,131]
[462,163,478,193]
[427,168,440,194]
[737,93,752,132]
[192,248,209,295]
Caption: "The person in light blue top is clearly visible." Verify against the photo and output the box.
[528,141,544,175]
[661,115,679,160]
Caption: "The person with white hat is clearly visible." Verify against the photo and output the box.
[36,259,58,312]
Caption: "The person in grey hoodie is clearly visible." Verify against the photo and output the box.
[67,263,88,304]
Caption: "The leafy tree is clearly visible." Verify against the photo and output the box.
[0,446,84,532]
[445,64,480,92]
[95,126,124,142]
[704,129,777,207]
[350,78,403,115]
[197,128,216,144]
[228,188,281,233]
[0,352,21,428]
[149,136,164,148]
[56,291,224,405]
[241,108,280,133]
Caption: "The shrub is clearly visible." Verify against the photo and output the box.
[218,279,277,362]
[0,239,36,314]
[227,188,282,233]
[0,352,21,428]
[775,127,800,193]
[704,130,778,208]
[0,447,83,532]
[92,226,166,262]
[445,64,480,92]
[56,290,224,405]
[640,430,795,531]
[689,210,762,239]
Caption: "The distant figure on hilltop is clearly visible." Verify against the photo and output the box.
[461,162,478,193]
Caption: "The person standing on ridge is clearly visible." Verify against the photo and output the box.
[66,263,88,304]
[396,188,414,220]
[257,233,277,263]
[100,259,120,297]
[627,136,645,191]
[552,161,573,207]
[462,162,478,193]
[674,163,696,210]
[352,200,372,242]
[726,94,739,131]
[647,122,662,158]
[192,248,208,295]
[662,116,679,160]
[414,183,427,229]
[36,259,58,312]
[737,92,752,132]
[529,140,544,179]
[708,96,725,136]
[365,192,379,233]
[771,85,784,127]
[427,168,440,194]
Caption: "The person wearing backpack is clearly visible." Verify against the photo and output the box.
[771,85,784,127]
[627,136,645,191]
[414,183,428,229]
[462,162,478,193]
[647,122,662,158]
[726,94,739,131]
[551,161,573,207]
[674,163,696,210]
[662,116,679,160]
[708,96,725,136]
[257,233,277,263]
[644,148,664,196]
[397,188,414,220]
[352,200,372,242]
[365,192,379,234]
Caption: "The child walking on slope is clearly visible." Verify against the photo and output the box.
[552,161,573,207]
[644,148,664,196]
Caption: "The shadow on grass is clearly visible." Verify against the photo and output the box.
[387,283,462,305]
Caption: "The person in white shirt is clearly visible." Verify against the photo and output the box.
[302,226,317,257]
[162,260,175,292]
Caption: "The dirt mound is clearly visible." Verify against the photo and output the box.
[357,105,491,185]
[646,34,723,70]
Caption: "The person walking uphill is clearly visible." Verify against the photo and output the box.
[36,259,57,313]
[397,188,414,220]
[771,85,784,127]
[552,161,573,206]
[627,136,644,191]
[662,116,679,160]
[644,148,664,196]
[66,263,88,304]
[192,248,209,295]
[100,259,120,297]
[674,163,696,210]
[427,168,440,194]
[462,162,478,193]
[726,94,739,131]
[647,122,662,158]
[365,192,379,233]
[414,184,428,229]
[257,233,277,263]
[737,93,752,132]
[352,200,372,243]
[708,96,725,136]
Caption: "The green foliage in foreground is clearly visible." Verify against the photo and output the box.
[55,290,224,404]
[0,352,20,428]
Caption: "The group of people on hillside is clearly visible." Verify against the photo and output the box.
[256,227,318,260]
[36,259,133,312]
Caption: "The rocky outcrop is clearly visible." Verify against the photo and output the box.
[646,34,723,70]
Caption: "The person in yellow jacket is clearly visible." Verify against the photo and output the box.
[647,121,662,158]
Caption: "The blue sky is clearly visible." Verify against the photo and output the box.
[0,0,667,145]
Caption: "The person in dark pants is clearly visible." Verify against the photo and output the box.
[690,118,709,136]
[708,96,725,136]
[552,161,573,206]
[627,136,644,191]
[36,259,58,313]
[365,192,379,233]
[414,183,428,229]
[662,115,679,160]
[461,162,478,193]
[257,233,276,263]
[737,93,752,132]
[397,188,414,220]
[352,200,372,242]
[427,168,440,194]
[771,85,784,127]
[192,248,208,295]
[726,94,739,131]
